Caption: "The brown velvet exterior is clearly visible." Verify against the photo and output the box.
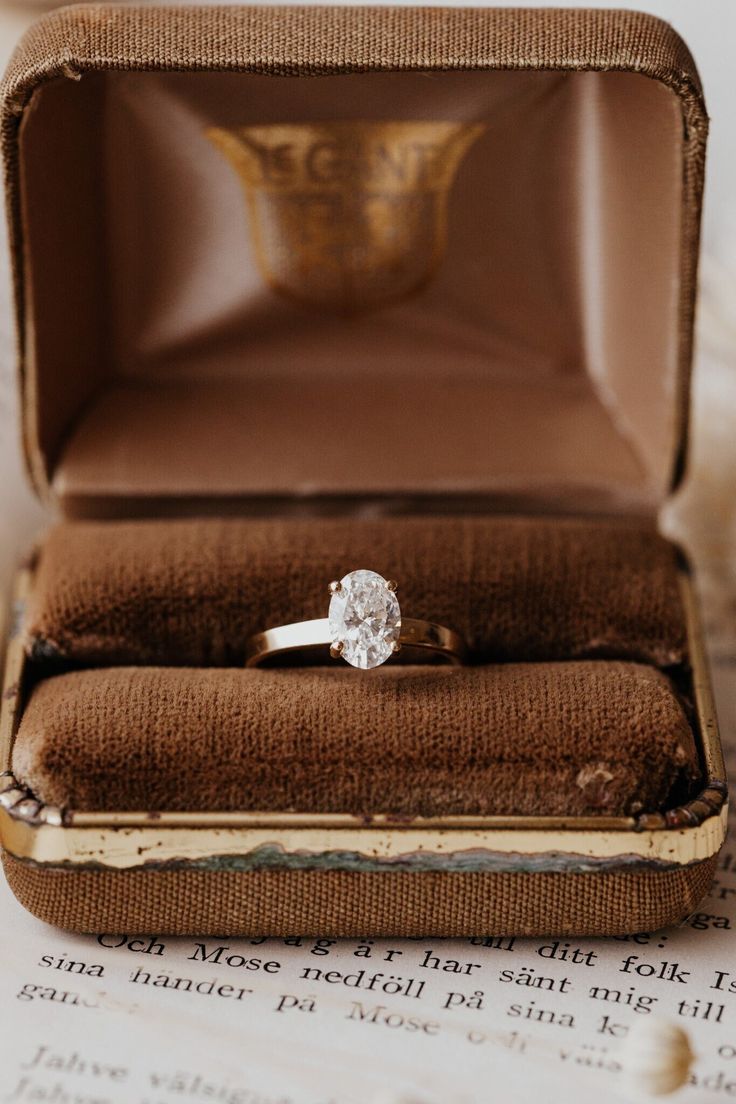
[25,516,687,667]
[0,8,715,939]
[13,662,699,816]
[3,853,718,937]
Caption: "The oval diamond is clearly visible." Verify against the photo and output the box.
[328,569,401,669]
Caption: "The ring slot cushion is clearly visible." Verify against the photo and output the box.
[14,663,699,818]
[25,517,686,667]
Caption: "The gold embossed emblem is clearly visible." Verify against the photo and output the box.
[207,121,484,312]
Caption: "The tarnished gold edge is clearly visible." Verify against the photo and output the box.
[0,805,728,869]
[0,563,728,871]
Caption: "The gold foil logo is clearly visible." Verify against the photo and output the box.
[207,121,484,312]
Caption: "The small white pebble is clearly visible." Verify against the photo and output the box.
[620,1018,695,1097]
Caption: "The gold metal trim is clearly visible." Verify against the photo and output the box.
[0,795,727,870]
[0,564,727,873]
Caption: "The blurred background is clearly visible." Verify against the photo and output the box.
[0,0,734,676]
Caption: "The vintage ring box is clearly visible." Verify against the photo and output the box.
[0,5,728,936]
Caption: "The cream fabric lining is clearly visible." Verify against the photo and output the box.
[18,67,682,514]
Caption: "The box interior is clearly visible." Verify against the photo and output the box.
[11,515,702,818]
[18,66,684,517]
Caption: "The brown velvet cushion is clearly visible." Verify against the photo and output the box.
[13,662,698,817]
[25,516,686,667]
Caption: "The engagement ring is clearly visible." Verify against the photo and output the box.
[245,569,465,669]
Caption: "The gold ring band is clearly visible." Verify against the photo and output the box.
[245,617,466,668]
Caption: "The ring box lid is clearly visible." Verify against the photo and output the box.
[0,5,707,519]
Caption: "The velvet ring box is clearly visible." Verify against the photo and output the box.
[0,5,727,936]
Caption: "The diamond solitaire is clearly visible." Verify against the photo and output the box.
[244,573,465,668]
[328,570,401,670]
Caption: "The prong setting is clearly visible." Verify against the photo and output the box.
[330,641,345,659]
[391,640,402,655]
[386,579,398,592]
[328,580,342,595]
[327,569,401,669]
